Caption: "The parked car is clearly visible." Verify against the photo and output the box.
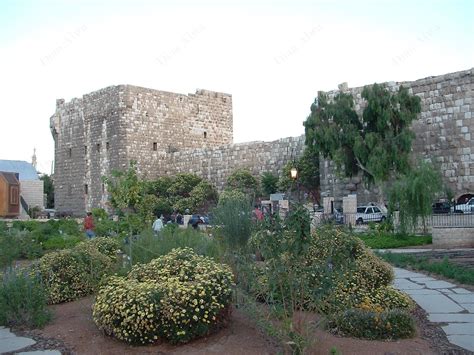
[38,208,56,219]
[356,205,386,224]
[432,202,451,214]
[451,197,474,214]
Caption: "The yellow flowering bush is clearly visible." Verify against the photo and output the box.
[92,276,162,344]
[31,238,117,304]
[93,248,234,345]
[75,237,121,261]
[33,247,113,304]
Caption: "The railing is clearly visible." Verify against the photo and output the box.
[311,211,474,229]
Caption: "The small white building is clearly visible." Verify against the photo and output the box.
[0,160,44,217]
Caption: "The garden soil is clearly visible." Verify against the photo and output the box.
[12,296,463,355]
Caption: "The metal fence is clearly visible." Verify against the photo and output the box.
[311,211,474,229]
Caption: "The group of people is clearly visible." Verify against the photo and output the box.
[153,211,185,234]
[83,205,266,239]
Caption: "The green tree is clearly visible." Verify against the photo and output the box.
[102,162,143,213]
[261,172,279,197]
[388,162,442,233]
[167,174,202,199]
[226,169,260,201]
[143,176,173,197]
[278,148,320,203]
[40,174,54,208]
[304,84,421,199]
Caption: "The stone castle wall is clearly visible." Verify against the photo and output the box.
[159,136,305,191]
[51,85,233,215]
[320,68,473,204]
[51,68,473,215]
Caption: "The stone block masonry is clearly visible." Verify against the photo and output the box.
[51,85,233,215]
[160,136,305,191]
[320,68,474,203]
[51,68,473,215]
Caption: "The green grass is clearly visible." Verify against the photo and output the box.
[124,225,222,266]
[357,233,432,249]
[379,253,474,285]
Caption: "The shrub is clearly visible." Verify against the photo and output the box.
[330,308,416,340]
[214,190,252,249]
[76,237,121,261]
[93,276,162,344]
[32,241,115,304]
[249,225,408,316]
[93,248,234,344]
[0,269,51,328]
[126,227,221,265]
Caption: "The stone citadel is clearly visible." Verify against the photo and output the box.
[51,68,473,215]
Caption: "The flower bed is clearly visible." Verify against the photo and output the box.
[93,248,234,344]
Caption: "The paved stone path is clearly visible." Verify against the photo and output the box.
[393,267,474,352]
[0,326,60,354]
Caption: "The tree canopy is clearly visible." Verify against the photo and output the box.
[304,84,421,187]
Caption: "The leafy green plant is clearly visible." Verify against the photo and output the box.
[93,248,234,344]
[305,84,421,195]
[226,169,260,200]
[31,239,117,304]
[0,269,51,328]
[261,172,279,197]
[388,161,442,233]
[330,308,415,340]
[125,227,221,266]
[357,232,432,249]
[213,190,252,250]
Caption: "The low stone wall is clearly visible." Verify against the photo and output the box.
[432,227,474,248]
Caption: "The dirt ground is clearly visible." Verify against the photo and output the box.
[12,296,454,355]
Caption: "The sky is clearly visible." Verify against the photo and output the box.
[0,0,472,174]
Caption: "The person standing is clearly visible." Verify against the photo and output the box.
[152,215,164,235]
[83,212,96,239]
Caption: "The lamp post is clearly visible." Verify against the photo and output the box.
[290,166,299,204]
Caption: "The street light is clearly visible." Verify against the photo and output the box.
[290,167,298,180]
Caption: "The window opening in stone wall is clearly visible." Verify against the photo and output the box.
[84,146,87,155]
[204,132,207,139]
[68,148,72,158]
[153,142,157,151]
[96,143,100,152]
[101,183,105,193]
[106,142,109,150]
[84,184,88,195]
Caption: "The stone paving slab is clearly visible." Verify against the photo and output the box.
[0,336,36,353]
[0,326,15,339]
[429,313,474,323]
[393,279,425,290]
[453,288,473,294]
[393,267,474,353]
[408,277,436,282]
[460,303,474,312]
[447,335,474,352]
[409,294,465,313]
[17,351,62,355]
[392,267,425,279]
[422,280,457,289]
[442,323,474,335]
[403,288,441,295]
[448,294,474,304]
